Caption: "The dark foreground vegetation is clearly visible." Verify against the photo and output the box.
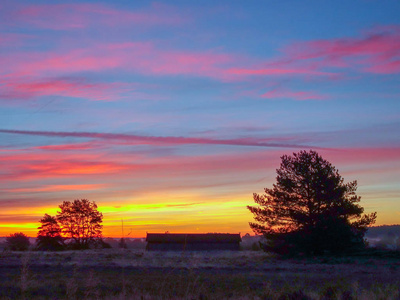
[1,249,399,299]
[248,150,377,256]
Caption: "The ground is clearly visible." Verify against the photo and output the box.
[0,249,399,299]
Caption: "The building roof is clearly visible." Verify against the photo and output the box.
[146,233,241,243]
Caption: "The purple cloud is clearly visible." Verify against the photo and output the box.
[0,129,319,149]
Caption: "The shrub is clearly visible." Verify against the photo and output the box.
[6,232,30,251]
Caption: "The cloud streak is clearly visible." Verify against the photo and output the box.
[280,25,400,74]
[3,184,107,193]
[226,25,400,82]
[225,67,333,78]
[0,129,317,149]
[2,42,234,85]
[0,159,128,181]
[0,147,280,183]
[0,77,127,101]
[261,88,327,100]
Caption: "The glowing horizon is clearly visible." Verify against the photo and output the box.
[1,1,399,239]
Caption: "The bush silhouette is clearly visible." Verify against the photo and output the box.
[6,232,30,251]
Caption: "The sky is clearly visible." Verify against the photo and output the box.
[0,1,399,238]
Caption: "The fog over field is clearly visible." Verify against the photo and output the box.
[1,225,399,251]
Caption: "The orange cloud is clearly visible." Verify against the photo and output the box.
[0,151,129,181]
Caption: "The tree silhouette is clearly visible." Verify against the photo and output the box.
[248,150,377,255]
[57,199,103,249]
[6,232,30,251]
[36,214,64,251]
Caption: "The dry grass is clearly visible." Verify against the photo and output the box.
[0,249,399,299]
[19,253,31,300]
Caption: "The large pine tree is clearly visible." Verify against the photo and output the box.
[248,150,377,255]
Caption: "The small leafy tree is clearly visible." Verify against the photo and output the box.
[36,214,64,251]
[57,199,103,249]
[6,232,30,251]
[248,150,377,255]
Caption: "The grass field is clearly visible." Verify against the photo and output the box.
[1,249,399,299]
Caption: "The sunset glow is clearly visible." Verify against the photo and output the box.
[1,1,399,238]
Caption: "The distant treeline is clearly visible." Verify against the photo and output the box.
[366,225,400,238]
[365,225,400,250]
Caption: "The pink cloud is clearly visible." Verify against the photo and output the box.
[2,146,398,191]
[225,67,333,77]
[281,26,400,74]
[216,26,400,81]
[0,150,106,164]
[0,77,127,101]
[12,3,185,30]
[0,25,396,106]
[3,42,233,81]
[147,51,233,77]
[3,184,108,193]
[34,142,101,151]
[261,88,327,101]
[0,147,281,183]
[0,158,128,181]
[2,40,327,86]
[321,147,400,166]
[223,25,400,80]
[0,33,32,45]
[9,47,126,76]
[367,60,400,74]
[8,26,396,86]
[148,151,281,175]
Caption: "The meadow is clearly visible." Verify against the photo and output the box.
[1,249,399,299]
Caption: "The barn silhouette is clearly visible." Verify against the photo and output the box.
[146,233,241,251]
